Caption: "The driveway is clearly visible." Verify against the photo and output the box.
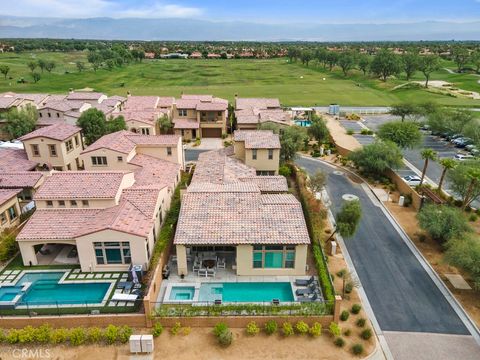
[295,156,471,335]
[184,138,224,162]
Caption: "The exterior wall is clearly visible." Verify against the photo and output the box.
[38,108,66,121]
[176,244,188,275]
[22,133,84,171]
[234,141,246,161]
[126,120,157,136]
[236,244,307,276]
[173,107,197,121]
[0,196,21,232]
[18,239,76,266]
[35,198,117,209]
[136,138,183,168]
[236,123,258,130]
[81,149,135,171]
[175,129,195,141]
[244,148,280,174]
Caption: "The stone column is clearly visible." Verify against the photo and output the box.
[176,244,188,276]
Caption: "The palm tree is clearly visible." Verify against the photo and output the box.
[462,168,480,210]
[420,148,437,186]
[438,158,456,193]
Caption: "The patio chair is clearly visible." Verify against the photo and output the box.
[193,263,200,272]
[198,268,207,277]
[298,293,318,303]
[295,276,314,287]
[206,268,216,278]
[295,283,316,296]
[217,258,226,269]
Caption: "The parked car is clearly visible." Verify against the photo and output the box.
[454,153,474,161]
[453,138,473,148]
[465,144,477,151]
[403,175,422,186]
[470,149,480,157]
[420,124,430,131]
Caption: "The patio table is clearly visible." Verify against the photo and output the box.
[202,259,216,268]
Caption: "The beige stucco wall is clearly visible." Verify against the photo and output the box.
[0,195,21,232]
[126,120,157,136]
[236,244,307,276]
[81,148,135,171]
[174,129,195,141]
[136,140,183,168]
[23,133,84,171]
[173,107,197,121]
[18,239,76,266]
[244,148,280,174]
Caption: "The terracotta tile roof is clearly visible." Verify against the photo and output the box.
[19,123,81,142]
[175,99,198,109]
[66,91,104,101]
[234,130,281,149]
[173,119,199,129]
[130,134,180,146]
[236,109,290,125]
[34,171,128,200]
[118,111,158,126]
[196,102,227,111]
[39,100,84,112]
[157,97,175,107]
[45,94,67,102]
[0,148,38,172]
[81,131,136,154]
[129,154,180,190]
[235,98,281,110]
[124,96,159,110]
[109,95,127,102]
[175,95,228,111]
[0,189,20,206]
[0,172,43,189]
[92,103,115,114]
[15,93,50,106]
[0,97,15,109]
[259,110,291,123]
[187,182,259,193]
[238,176,288,193]
[181,94,213,102]
[121,188,160,216]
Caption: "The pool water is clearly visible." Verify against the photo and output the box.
[295,120,311,127]
[198,282,293,302]
[0,272,111,306]
[169,286,195,301]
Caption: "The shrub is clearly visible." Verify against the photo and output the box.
[295,321,309,335]
[336,269,347,278]
[103,325,119,345]
[246,321,260,336]
[264,320,278,335]
[213,322,228,337]
[344,282,353,294]
[214,323,232,347]
[87,327,102,343]
[181,327,191,336]
[18,326,35,343]
[118,325,133,344]
[334,337,346,347]
[221,133,228,139]
[170,322,181,336]
[69,328,87,346]
[279,165,292,177]
[0,232,18,262]
[351,304,362,314]
[351,343,364,355]
[356,318,366,327]
[329,322,341,337]
[360,328,372,340]
[33,324,51,343]
[469,214,477,222]
[340,310,350,321]
[308,322,322,337]
[282,322,294,337]
[343,329,351,337]
[50,328,69,344]
[6,329,20,344]
[346,129,355,135]
[152,322,163,337]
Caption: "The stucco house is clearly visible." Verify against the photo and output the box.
[172,94,228,139]
[0,172,44,212]
[0,189,22,232]
[234,97,291,130]
[19,123,84,171]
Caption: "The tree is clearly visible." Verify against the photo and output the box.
[419,148,437,186]
[32,72,40,83]
[105,59,115,71]
[307,114,329,143]
[401,53,419,81]
[326,52,339,71]
[87,51,103,72]
[106,115,127,133]
[4,104,38,138]
[357,54,370,76]
[327,199,362,241]
[76,61,85,72]
[338,51,356,76]
[76,108,107,145]
[418,55,440,88]
[0,65,10,79]
[438,158,456,193]
[389,103,418,122]
[279,126,308,162]
[157,115,173,134]
[471,50,480,73]
[308,171,327,194]
[417,204,470,244]
[348,140,403,178]
[27,61,37,73]
[448,161,480,210]
[300,50,313,67]
[444,235,480,289]
[37,59,46,73]
[369,49,401,81]
[377,121,422,149]
[45,61,55,73]
[452,46,470,73]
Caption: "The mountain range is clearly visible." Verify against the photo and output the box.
[0,16,479,41]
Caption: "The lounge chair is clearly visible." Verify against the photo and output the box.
[217,258,226,269]
[193,263,200,272]
[298,293,318,303]
[295,283,316,296]
[198,268,207,277]
[206,268,216,278]
[295,276,314,287]
[117,281,133,291]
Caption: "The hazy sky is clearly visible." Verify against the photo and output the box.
[2,0,480,22]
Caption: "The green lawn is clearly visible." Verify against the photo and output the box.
[0,52,479,107]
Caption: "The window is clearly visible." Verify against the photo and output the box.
[46,201,53,207]
[91,156,107,166]
[31,144,40,157]
[94,242,131,265]
[82,200,89,207]
[65,139,73,152]
[56,113,60,118]
[48,112,51,118]
[167,147,172,156]
[201,112,206,117]
[39,112,43,118]
[66,163,71,171]
[7,206,17,221]
[268,149,274,160]
[252,149,257,160]
[179,109,187,117]
[141,128,150,135]
[0,212,6,224]
[252,245,295,269]
[58,200,65,207]
[217,111,222,116]
[70,200,77,207]
[256,170,275,176]
[74,135,79,147]
[48,144,57,157]
[117,156,123,162]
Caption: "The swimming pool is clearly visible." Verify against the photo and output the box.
[295,120,311,127]
[169,286,195,301]
[0,271,112,307]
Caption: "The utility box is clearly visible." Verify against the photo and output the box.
[398,196,405,207]
[129,335,142,353]
[141,335,154,353]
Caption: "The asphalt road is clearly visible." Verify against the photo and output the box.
[295,156,469,334]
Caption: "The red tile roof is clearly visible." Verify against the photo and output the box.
[124,96,159,110]
[235,98,281,110]
[0,189,20,206]
[129,153,180,190]
[19,123,81,142]
[173,119,199,129]
[66,91,104,101]
[0,172,43,189]
[234,130,281,149]
[0,148,38,172]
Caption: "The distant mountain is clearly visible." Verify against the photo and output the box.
[0,16,479,41]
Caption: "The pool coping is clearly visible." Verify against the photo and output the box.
[0,269,118,309]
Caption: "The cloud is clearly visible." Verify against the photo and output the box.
[1,0,204,19]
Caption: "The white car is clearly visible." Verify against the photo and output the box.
[454,153,474,161]
[403,175,422,186]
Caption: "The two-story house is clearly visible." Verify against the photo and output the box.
[19,123,84,171]
[0,189,22,232]
[172,94,228,139]
[234,97,291,130]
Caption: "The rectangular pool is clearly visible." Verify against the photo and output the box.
[198,282,294,302]
[169,286,195,301]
